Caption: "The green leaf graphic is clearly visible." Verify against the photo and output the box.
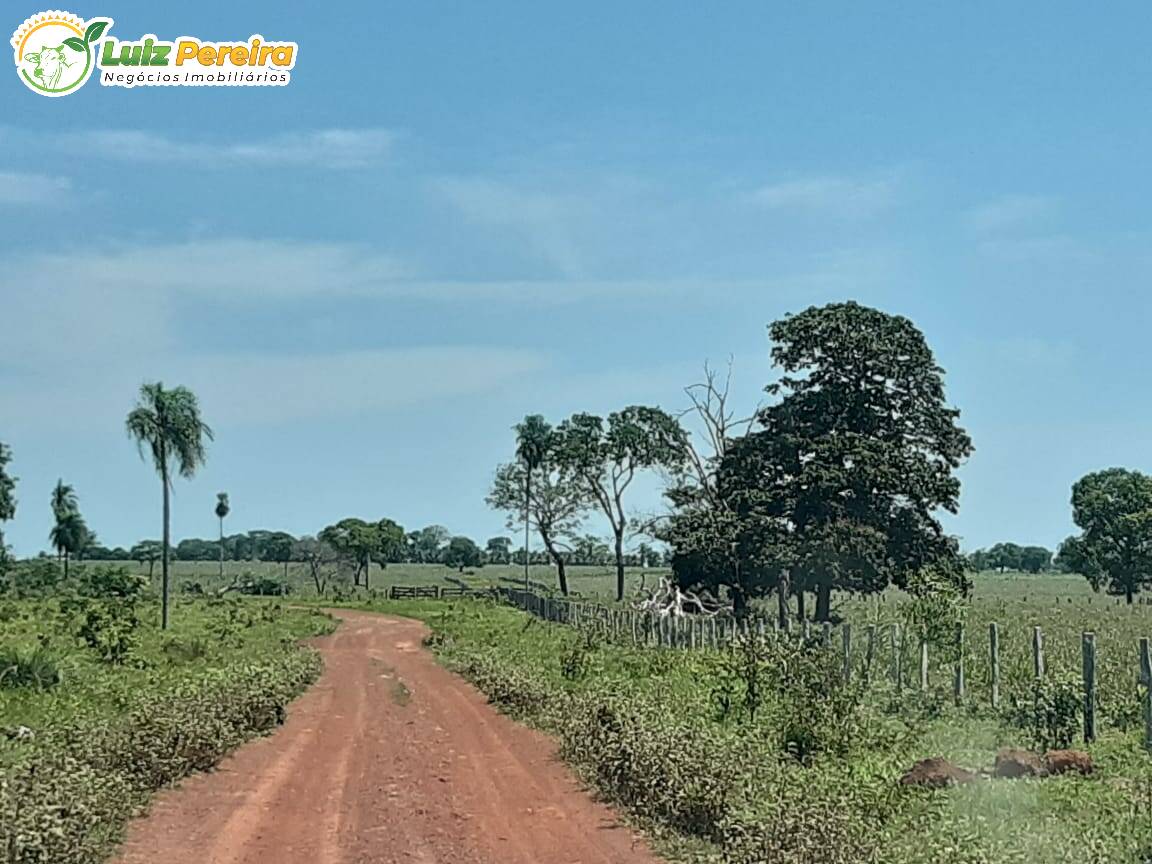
[84,20,108,43]
[63,36,85,52]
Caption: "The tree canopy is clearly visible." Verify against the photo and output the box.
[669,302,973,620]
[1063,468,1152,603]
[487,459,591,594]
[554,405,687,600]
[441,535,483,571]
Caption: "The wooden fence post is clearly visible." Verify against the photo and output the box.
[919,636,929,691]
[892,623,903,693]
[1140,637,1152,751]
[822,621,832,648]
[954,622,965,704]
[1082,632,1097,743]
[865,625,876,684]
[1033,626,1045,679]
[989,622,1000,709]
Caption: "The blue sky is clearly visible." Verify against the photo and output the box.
[2,1,1151,556]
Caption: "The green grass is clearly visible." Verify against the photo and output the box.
[107,558,668,601]
[0,594,332,735]
[354,574,1152,864]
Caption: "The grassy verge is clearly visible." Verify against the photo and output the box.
[368,598,1152,864]
[0,594,334,864]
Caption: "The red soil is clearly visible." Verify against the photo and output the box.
[112,609,662,864]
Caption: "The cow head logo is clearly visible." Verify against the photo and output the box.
[12,11,111,96]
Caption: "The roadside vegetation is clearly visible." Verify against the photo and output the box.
[0,560,332,864]
[382,586,1152,864]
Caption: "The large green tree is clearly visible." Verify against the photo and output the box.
[697,303,973,621]
[555,406,688,600]
[319,517,405,587]
[407,524,450,563]
[1064,468,1152,603]
[485,536,513,564]
[441,535,483,571]
[487,460,590,595]
[126,382,214,629]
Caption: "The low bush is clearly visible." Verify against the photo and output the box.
[0,646,60,690]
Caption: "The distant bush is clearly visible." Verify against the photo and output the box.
[237,576,290,596]
[3,559,62,598]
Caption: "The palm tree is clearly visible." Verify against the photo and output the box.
[514,415,552,591]
[49,511,87,578]
[51,479,76,522]
[215,492,230,583]
[50,479,79,571]
[126,382,213,630]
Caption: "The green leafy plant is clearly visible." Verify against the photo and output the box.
[0,645,60,690]
[1005,673,1082,751]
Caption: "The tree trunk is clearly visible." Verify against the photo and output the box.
[160,447,171,631]
[815,583,832,622]
[218,516,224,583]
[542,535,569,596]
[524,470,531,591]
[777,569,790,629]
[797,589,806,623]
[731,584,747,617]
[613,531,625,602]
[1127,587,1134,605]
[283,560,289,580]
[364,557,370,590]
[63,552,69,580]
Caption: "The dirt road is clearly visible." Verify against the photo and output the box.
[112,609,662,864]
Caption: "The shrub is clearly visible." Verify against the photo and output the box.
[1004,673,1082,751]
[0,646,60,690]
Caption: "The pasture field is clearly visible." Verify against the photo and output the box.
[111,558,667,600]
[0,589,334,864]
[358,572,1152,864]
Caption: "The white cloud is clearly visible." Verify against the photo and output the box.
[0,238,721,308]
[746,175,896,218]
[61,128,393,169]
[965,195,1059,234]
[0,170,70,203]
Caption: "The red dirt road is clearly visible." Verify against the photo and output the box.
[112,609,662,864]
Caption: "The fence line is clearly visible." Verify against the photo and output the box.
[472,585,1152,749]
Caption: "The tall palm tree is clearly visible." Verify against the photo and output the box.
[215,492,230,583]
[514,415,552,591]
[49,510,87,578]
[50,479,79,571]
[126,382,213,630]
[51,479,77,522]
